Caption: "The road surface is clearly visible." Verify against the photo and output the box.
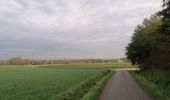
[99,70,153,100]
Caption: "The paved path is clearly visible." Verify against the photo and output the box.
[113,68,140,71]
[99,70,153,100]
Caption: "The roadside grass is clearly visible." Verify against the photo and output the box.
[131,70,170,100]
[37,62,136,69]
[81,71,113,100]
[0,66,103,100]
[50,70,113,100]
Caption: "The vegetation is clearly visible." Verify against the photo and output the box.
[126,0,170,69]
[131,70,170,100]
[0,66,104,100]
[0,57,128,65]
[37,62,136,69]
[127,0,170,99]
[50,70,112,100]
[81,71,113,100]
[126,15,162,68]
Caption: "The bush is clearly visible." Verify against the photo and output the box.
[131,70,170,100]
[138,70,170,89]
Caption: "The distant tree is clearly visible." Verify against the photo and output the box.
[9,57,23,65]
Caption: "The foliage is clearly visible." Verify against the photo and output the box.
[0,66,101,100]
[50,70,111,100]
[159,0,170,37]
[126,0,170,69]
[131,70,170,100]
[126,15,163,68]
[0,57,129,65]
[81,71,113,100]
[157,0,170,68]
[136,70,170,90]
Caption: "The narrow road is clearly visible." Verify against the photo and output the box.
[99,70,153,100]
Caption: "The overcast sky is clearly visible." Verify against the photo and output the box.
[0,0,162,59]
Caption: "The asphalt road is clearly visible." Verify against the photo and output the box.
[99,70,153,100]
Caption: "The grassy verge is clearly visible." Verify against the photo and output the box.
[50,70,113,100]
[81,71,113,100]
[131,70,170,100]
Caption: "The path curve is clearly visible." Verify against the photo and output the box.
[99,70,153,100]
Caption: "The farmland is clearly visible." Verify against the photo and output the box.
[0,66,111,100]
[37,62,136,68]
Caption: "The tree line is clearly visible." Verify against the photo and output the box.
[126,0,170,69]
[0,57,127,65]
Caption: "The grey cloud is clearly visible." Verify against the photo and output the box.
[0,0,162,59]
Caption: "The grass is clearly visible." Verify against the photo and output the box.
[0,66,103,100]
[81,71,113,100]
[131,70,170,100]
[51,70,112,100]
[37,62,136,69]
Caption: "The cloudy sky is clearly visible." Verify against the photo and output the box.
[0,0,162,59]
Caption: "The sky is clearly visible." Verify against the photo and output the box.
[0,0,162,59]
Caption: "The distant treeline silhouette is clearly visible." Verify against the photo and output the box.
[0,57,128,65]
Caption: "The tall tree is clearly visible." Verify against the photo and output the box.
[159,0,170,40]
[158,0,170,68]
[126,0,170,69]
[126,15,162,69]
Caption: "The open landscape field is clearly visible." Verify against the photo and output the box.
[0,66,112,100]
[0,0,169,100]
[37,62,136,69]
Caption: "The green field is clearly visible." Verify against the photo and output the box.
[37,62,136,68]
[0,62,133,100]
[0,66,104,100]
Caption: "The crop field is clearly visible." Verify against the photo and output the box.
[0,66,105,100]
[37,62,136,68]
